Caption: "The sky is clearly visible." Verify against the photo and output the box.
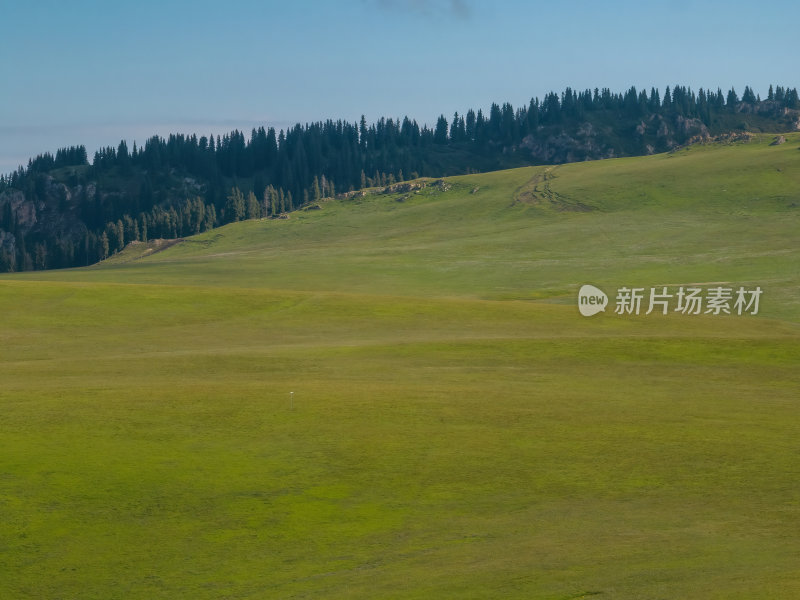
[2,0,799,174]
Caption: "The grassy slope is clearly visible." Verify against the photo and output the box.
[1,134,799,599]
[22,133,800,318]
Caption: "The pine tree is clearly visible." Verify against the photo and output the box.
[269,186,278,216]
[434,115,449,145]
[246,191,260,219]
[100,232,109,260]
[204,205,216,230]
[313,176,321,201]
[225,187,246,222]
[785,88,800,108]
[262,185,272,217]
[359,115,368,150]
[34,243,47,270]
[726,88,739,108]
[465,109,476,140]
[451,112,462,142]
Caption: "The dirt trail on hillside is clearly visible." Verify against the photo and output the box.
[513,167,594,212]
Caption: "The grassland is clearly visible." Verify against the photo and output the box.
[2,134,799,598]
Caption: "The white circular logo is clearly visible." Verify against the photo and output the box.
[578,284,608,317]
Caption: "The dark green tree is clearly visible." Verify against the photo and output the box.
[312,175,321,201]
[726,88,739,108]
[246,191,261,219]
[433,115,449,145]
[225,187,246,222]
[99,231,109,260]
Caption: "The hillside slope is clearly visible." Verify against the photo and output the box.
[1,136,799,599]
[2,85,798,274]
[19,132,800,320]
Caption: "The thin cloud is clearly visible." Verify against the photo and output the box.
[371,0,472,19]
[450,0,471,19]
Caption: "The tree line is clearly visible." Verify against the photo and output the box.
[1,84,798,272]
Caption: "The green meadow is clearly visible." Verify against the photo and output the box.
[2,134,799,598]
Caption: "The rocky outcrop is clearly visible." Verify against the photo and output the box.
[0,229,15,253]
[520,130,615,164]
[382,181,426,194]
[675,115,710,140]
[517,112,724,164]
[0,189,36,227]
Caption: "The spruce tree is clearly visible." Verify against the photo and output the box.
[263,185,273,216]
[247,191,260,219]
[100,232,109,260]
[225,187,246,222]
[434,115,449,145]
[465,109,476,140]
[726,88,739,108]
[313,176,321,201]
[204,205,216,230]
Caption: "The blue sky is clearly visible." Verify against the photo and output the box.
[2,0,798,174]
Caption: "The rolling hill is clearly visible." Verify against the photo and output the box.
[1,134,799,598]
